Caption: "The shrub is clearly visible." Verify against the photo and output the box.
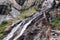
[0,21,7,38]
[50,14,60,29]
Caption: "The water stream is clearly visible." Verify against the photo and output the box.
[3,0,55,40]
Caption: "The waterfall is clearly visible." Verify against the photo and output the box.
[3,21,22,40]
[3,11,43,40]
[3,0,55,40]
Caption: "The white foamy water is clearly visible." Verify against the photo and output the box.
[10,7,20,17]
[3,11,42,40]
[3,0,55,40]
[13,13,41,40]
[3,22,22,40]
[13,19,33,40]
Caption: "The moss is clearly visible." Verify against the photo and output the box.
[24,15,29,18]
[58,6,60,9]
[20,8,30,12]
[0,21,7,38]
[20,7,36,19]
[50,14,60,29]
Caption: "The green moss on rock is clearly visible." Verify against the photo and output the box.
[0,21,7,38]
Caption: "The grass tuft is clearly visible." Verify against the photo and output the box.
[0,21,7,38]
[50,14,60,29]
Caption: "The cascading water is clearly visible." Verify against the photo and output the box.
[3,11,43,40]
[3,0,55,40]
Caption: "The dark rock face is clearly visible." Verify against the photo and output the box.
[15,0,26,6]
[0,5,8,15]
[0,1,20,23]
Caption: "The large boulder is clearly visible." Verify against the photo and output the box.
[0,5,8,15]
[0,1,20,23]
[0,0,42,10]
[49,9,58,19]
[9,0,42,10]
[15,0,26,6]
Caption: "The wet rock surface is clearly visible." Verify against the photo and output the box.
[0,1,20,23]
[15,0,26,6]
[0,0,41,23]
[2,0,60,40]
[0,0,60,40]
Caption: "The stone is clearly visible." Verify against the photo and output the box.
[49,9,58,19]
[0,1,20,23]
[15,0,26,6]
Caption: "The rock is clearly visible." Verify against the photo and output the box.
[0,5,8,15]
[0,15,6,23]
[22,0,36,8]
[15,0,26,6]
[0,4,11,23]
[41,0,56,11]
[10,7,20,18]
[10,0,41,10]
[0,1,20,23]
[0,0,42,10]
[0,0,6,4]
[3,0,57,40]
[8,0,22,10]
[22,0,41,9]
[49,9,58,19]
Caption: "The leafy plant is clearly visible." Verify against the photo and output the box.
[20,7,36,19]
[50,14,60,29]
[0,21,7,38]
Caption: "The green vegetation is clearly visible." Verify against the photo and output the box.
[0,21,7,38]
[5,7,36,29]
[58,6,60,9]
[50,14,60,29]
[20,8,30,12]
[57,4,60,9]
[19,7,36,19]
